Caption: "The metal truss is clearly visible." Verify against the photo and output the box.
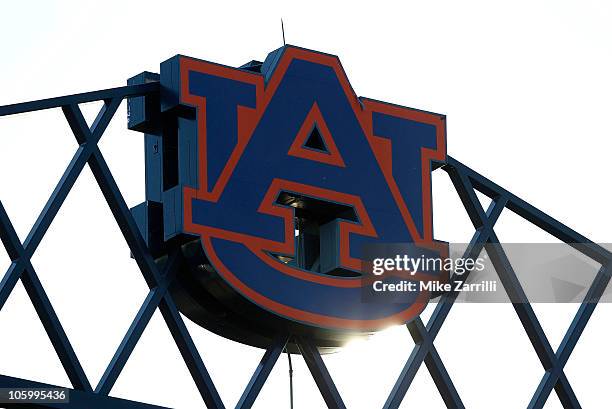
[0,83,610,409]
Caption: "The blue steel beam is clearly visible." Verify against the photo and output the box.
[447,157,611,265]
[296,336,346,409]
[61,103,163,289]
[447,157,612,408]
[0,82,158,117]
[485,233,581,409]
[62,103,225,408]
[407,319,464,409]
[235,333,290,409]
[157,294,225,409]
[87,146,224,407]
[0,97,121,313]
[95,251,182,395]
[448,160,581,408]
[0,202,91,392]
[387,160,512,409]
[528,263,611,408]
[0,99,121,392]
[383,192,508,409]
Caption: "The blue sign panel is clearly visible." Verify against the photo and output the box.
[154,46,446,336]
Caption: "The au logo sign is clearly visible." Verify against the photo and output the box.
[138,46,446,348]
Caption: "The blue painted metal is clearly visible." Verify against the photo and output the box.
[383,192,507,409]
[0,202,91,392]
[235,333,289,409]
[95,251,181,395]
[296,336,346,409]
[0,83,158,117]
[407,319,463,409]
[0,57,609,409]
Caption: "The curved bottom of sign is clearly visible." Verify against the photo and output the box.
[170,240,378,353]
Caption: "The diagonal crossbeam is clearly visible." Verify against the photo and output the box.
[406,319,463,409]
[64,99,296,409]
[0,98,121,312]
[485,232,580,408]
[61,103,226,409]
[95,250,182,395]
[527,262,611,409]
[235,333,290,409]
[0,201,92,392]
[0,98,122,393]
[444,158,612,409]
[450,160,580,408]
[383,164,507,409]
[297,336,347,409]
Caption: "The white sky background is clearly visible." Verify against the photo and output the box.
[0,1,611,408]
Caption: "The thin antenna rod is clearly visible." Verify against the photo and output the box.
[287,351,294,409]
[281,18,286,46]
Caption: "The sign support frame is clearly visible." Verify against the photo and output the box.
[0,83,609,409]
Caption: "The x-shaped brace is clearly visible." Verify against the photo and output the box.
[447,158,586,409]
[0,98,126,392]
[382,160,507,409]
[62,102,299,409]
